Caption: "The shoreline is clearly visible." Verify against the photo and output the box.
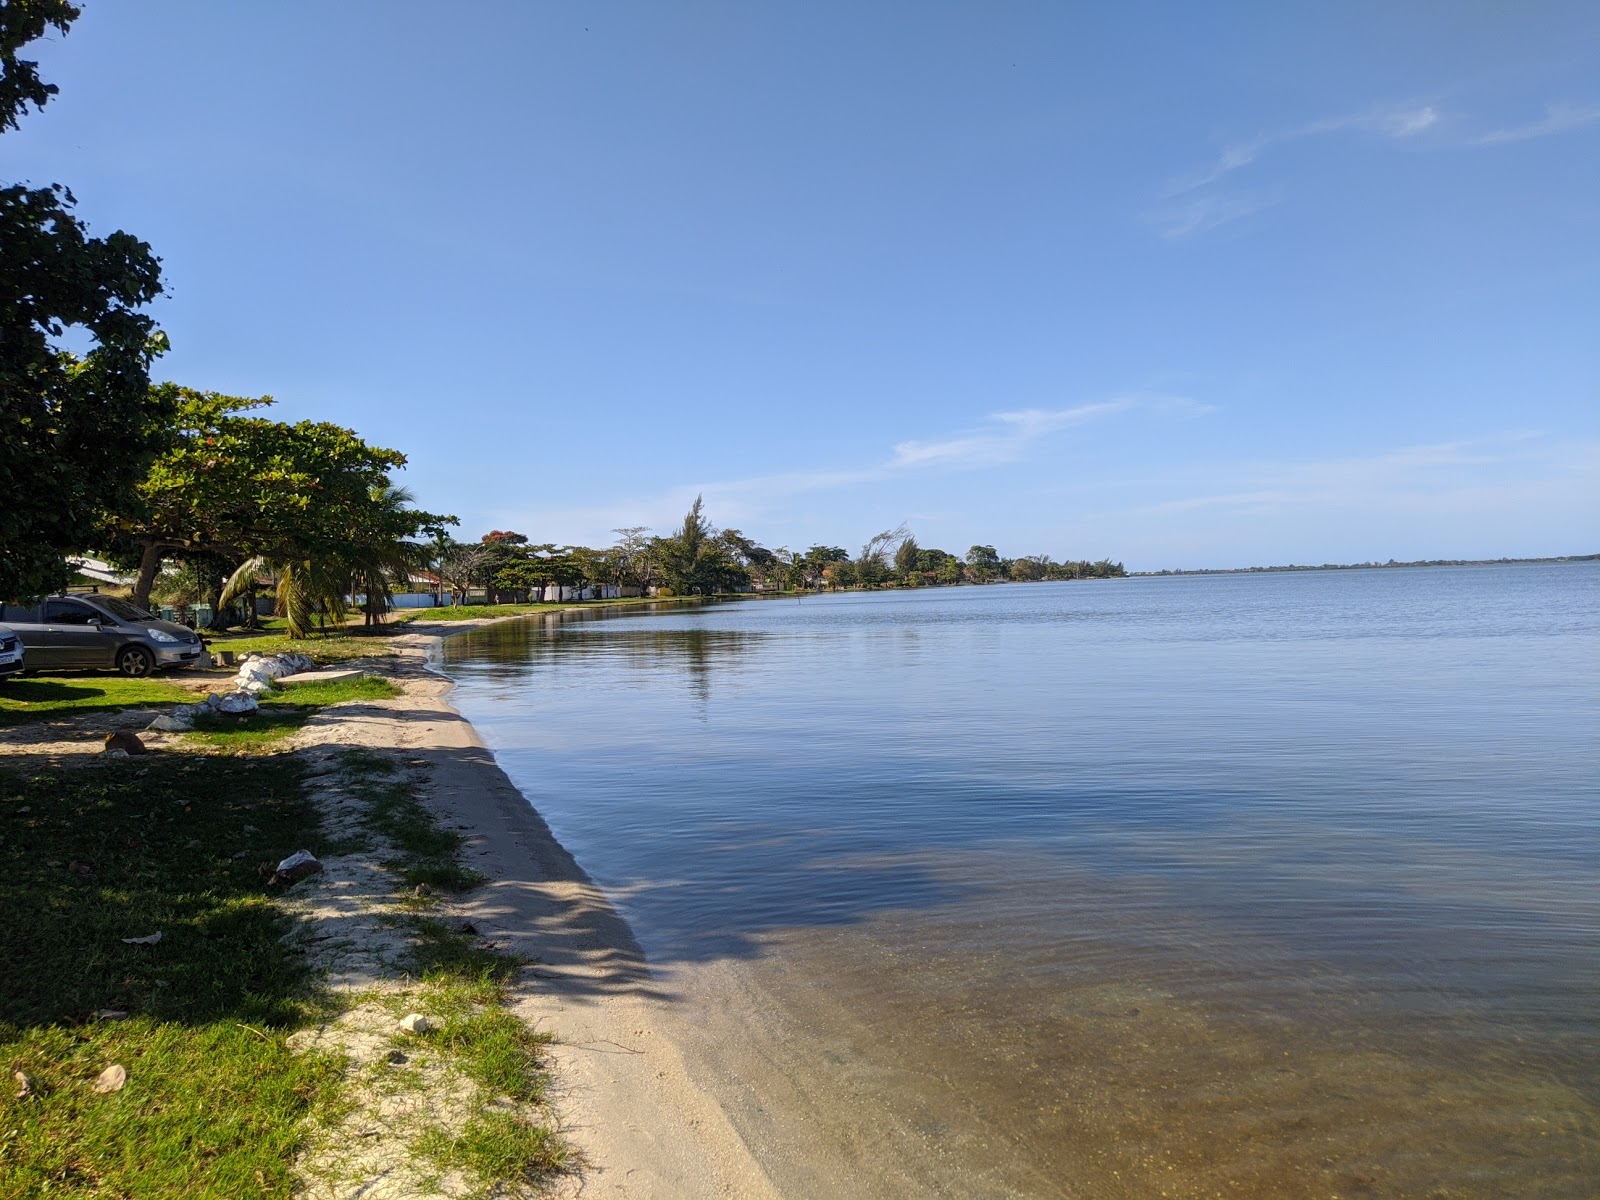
[371,612,779,1198]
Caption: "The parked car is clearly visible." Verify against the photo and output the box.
[0,595,207,677]
[0,623,24,681]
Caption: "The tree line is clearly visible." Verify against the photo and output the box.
[430,499,1124,605]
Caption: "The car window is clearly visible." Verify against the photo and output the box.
[0,603,41,623]
[44,600,97,625]
[96,597,152,622]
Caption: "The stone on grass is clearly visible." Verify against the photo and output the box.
[14,1071,33,1099]
[146,713,194,733]
[205,690,258,716]
[267,849,323,888]
[92,1064,126,1093]
[397,1013,431,1034]
[121,931,163,946]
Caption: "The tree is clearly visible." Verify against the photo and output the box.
[114,388,274,609]
[1,2,170,599]
[610,526,658,594]
[894,534,921,579]
[478,531,530,604]
[435,539,489,607]
[856,524,910,589]
[965,545,1002,583]
[801,544,849,589]
[654,496,748,595]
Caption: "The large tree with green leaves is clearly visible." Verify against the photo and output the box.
[1,1,170,599]
[117,390,452,626]
[654,496,749,596]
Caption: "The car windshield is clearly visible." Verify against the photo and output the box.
[94,597,155,623]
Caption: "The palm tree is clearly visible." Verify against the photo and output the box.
[220,484,431,639]
[220,554,348,640]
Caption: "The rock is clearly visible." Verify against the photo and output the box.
[397,1013,431,1034]
[208,690,258,716]
[68,860,92,877]
[413,883,431,897]
[240,678,273,695]
[92,1064,127,1093]
[103,731,146,755]
[268,849,323,888]
[146,713,194,733]
[215,650,236,667]
[94,1010,129,1021]
[121,932,163,946]
[14,1071,33,1099]
[103,749,128,758]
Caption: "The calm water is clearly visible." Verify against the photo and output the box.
[443,564,1599,1198]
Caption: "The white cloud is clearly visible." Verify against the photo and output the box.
[501,394,1216,543]
[1155,102,1438,238]
[1473,102,1600,145]
[1174,104,1439,195]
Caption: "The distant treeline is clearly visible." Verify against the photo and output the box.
[1136,554,1599,577]
[433,498,1126,602]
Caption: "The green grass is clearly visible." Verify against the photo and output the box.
[404,972,566,1191]
[205,623,397,664]
[333,749,569,1193]
[0,675,193,728]
[0,756,345,1197]
[185,677,402,753]
[338,750,483,893]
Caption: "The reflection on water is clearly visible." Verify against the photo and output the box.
[444,566,1600,1197]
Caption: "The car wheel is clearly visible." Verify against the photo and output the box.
[117,646,155,678]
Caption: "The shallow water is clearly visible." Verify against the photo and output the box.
[443,564,1599,1197]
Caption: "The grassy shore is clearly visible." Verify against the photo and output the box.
[0,666,566,1196]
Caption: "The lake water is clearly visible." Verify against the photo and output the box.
[441,564,1599,1198]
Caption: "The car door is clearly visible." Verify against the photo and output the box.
[42,599,114,669]
[0,603,50,668]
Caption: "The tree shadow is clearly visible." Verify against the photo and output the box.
[0,755,327,1030]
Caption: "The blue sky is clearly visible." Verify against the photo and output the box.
[12,1,1598,568]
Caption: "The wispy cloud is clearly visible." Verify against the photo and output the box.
[508,394,1216,542]
[886,395,1213,471]
[1173,104,1438,194]
[1153,102,1438,239]
[1473,102,1600,145]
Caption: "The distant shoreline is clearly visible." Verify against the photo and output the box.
[1132,554,1598,577]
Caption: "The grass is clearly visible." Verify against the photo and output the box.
[0,756,345,1197]
[0,675,193,728]
[185,677,402,753]
[339,749,483,893]
[320,750,568,1194]
[205,623,398,664]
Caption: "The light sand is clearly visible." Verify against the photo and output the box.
[300,626,781,1199]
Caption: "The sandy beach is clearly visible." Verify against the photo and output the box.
[317,623,781,1199]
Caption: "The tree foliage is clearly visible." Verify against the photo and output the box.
[1,2,170,598]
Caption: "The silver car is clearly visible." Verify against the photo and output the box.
[0,595,206,677]
[0,623,24,681]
